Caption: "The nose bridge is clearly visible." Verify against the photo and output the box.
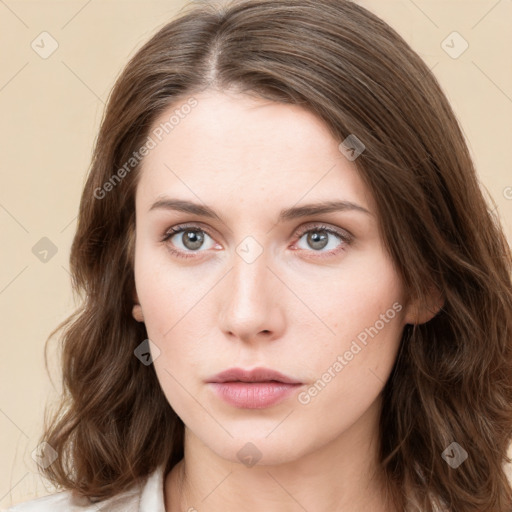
[229,240,273,309]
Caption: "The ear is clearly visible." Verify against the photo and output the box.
[132,288,144,323]
[403,285,444,325]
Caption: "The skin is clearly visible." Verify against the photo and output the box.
[131,89,438,512]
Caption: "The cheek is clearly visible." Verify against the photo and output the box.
[134,255,212,375]
[295,303,404,429]
[302,250,404,341]
[134,243,191,332]
[295,253,405,391]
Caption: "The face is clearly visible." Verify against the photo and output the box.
[132,89,417,465]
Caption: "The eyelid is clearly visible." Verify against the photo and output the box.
[293,222,354,242]
[161,222,218,244]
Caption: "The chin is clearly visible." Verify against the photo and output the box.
[197,430,315,468]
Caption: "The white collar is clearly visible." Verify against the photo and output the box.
[139,464,167,511]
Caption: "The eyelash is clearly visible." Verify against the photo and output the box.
[160,223,353,260]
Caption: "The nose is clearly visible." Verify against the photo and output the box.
[217,248,286,344]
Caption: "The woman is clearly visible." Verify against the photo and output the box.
[7,0,512,510]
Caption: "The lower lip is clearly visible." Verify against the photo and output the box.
[208,382,302,409]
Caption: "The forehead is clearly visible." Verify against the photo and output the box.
[136,90,372,212]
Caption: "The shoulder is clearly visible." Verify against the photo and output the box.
[4,485,142,512]
[3,464,167,512]
[3,490,93,511]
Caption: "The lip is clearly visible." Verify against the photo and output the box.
[206,367,303,385]
[206,367,303,409]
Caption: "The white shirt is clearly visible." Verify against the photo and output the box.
[4,465,452,511]
[3,464,167,512]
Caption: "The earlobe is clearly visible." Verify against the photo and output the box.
[404,287,444,325]
[132,303,144,322]
[132,288,144,322]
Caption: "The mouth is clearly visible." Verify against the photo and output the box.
[206,367,303,409]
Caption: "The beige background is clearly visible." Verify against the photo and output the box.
[1,0,511,507]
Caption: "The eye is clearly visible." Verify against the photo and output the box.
[161,224,217,259]
[293,224,352,257]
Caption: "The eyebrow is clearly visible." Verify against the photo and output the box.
[149,197,371,222]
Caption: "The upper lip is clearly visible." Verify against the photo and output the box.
[207,367,302,384]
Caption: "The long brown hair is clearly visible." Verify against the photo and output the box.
[39,0,512,510]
